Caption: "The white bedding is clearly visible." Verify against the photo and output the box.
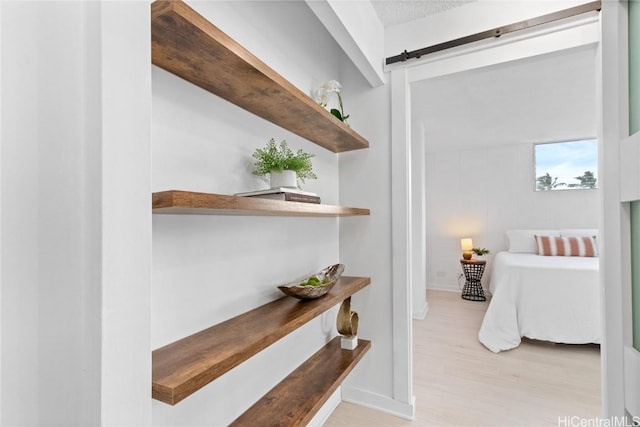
[478,252,601,353]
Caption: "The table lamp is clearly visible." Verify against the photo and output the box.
[461,238,473,260]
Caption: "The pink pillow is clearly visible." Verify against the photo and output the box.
[535,235,598,257]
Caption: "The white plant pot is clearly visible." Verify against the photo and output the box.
[270,170,298,189]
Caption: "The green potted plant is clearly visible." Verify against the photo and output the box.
[252,139,317,188]
[472,247,490,260]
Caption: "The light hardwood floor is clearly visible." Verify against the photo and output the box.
[325,289,601,426]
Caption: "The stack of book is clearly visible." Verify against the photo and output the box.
[235,187,321,204]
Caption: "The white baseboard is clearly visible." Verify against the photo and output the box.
[427,282,460,293]
[413,301,429,320]
[309,387,341,426]
[341,386,415,420]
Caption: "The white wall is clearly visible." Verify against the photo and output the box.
[338,64,397,408]
[1,1,152,425]
[306,0,386,87]
[411,122,427,319]
[1,3,40,424]
[0,1,3,421]
[100,1,152,425]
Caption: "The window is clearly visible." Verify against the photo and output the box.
[534,139,598,191]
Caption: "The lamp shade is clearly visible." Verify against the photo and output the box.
[461,238,473,251]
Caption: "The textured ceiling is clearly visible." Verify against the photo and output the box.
[371,0,478,27]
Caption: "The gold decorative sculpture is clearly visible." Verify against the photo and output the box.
[337,297,359,350]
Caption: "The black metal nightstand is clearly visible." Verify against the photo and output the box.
[460,259,486,301]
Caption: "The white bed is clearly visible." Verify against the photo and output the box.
[478,248,601,353]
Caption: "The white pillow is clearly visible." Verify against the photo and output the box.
[560,229,599,240]
[506,229,561,253]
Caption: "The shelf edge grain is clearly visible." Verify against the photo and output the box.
[152,276,371,405]
[230,337,371,427]
[152,190,370,217]
[151,0,368,153]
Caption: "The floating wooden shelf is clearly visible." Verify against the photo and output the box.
[152,190,370,217]
[152,276,371,405]
[231,337,371,426]
[151,0,369,153]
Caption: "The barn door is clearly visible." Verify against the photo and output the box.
[621,0,640,419]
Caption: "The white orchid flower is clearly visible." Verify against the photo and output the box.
[313,87,329,108]
[323,80,342,93]
[313,80,349,123]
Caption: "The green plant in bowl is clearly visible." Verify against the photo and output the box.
[252,139,316,183]
[299,276,331,287]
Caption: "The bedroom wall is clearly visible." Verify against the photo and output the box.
[418,48,599,292]
[425,143,600,292]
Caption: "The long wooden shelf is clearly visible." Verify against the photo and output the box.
[231,337,371,426]
[152,190,370,217]
[152,276,371,405]
[151,0,369,153]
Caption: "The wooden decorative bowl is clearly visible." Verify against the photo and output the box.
[277,264,345,300]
